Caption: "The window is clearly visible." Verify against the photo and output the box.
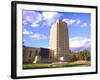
[29,50,32,57]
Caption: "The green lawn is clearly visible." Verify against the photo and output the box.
[23,61,90,69]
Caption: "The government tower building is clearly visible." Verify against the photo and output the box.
[50,19,70,61]
[23,19,70,64]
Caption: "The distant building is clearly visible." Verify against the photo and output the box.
[50,19,70,61]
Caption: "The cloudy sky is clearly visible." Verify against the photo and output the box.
[22,10,91,49]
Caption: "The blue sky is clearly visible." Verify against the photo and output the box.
[22,10,91,49]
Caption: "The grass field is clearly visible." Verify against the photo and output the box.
[23,61,90,69]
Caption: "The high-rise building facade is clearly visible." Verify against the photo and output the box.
[50,19,70,60]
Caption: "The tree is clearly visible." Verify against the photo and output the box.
[65,49,90,62]
[65,53,77,62]
[75,50,90,61]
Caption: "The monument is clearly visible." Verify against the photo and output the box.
[50,19,70,61]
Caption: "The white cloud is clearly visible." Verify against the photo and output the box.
[81,23,87,27]
[23,11,60,27]
[69,37,90,48]
[23,29,29,34]
[30,31,33,34]
[63,18,80,25]
[23,29,33,35]
[68,19,76,25]
[42,12,60,26]
[76,20,81,24]
[23,20,27,25]
[30,33,48,40]
[42,12,59,20]
[31,23,39,27]
[25,16,32,22]
[23,11,42,27]
[63,18,89,28]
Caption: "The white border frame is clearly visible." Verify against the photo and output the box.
[12,1,97,78]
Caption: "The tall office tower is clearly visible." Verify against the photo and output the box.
[50,19,70,61]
